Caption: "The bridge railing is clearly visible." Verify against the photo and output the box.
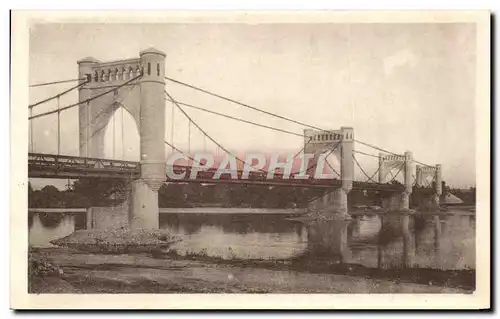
[28,153,402,191]
[169,165,343,183]
[412,185,436,194]
[28,153,140,174]
[352,181,404,191]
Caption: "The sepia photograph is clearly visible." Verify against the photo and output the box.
[10,10,490,309]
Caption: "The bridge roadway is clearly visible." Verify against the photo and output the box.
[28,153,407,192]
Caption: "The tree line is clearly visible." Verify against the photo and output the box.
[28,180,324,209]
[28,179,475,209]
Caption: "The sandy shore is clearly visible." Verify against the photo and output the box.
[29,248,473,294]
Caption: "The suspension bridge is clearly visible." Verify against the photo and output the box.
[28,47,443,229]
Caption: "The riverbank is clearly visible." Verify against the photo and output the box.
[29,248,474,294]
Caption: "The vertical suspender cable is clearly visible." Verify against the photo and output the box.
[29,108,33,152]
[188,121,191,154]
[121,106,124,160]
[86,101,90,157]
[57,96,61,155]
[170,101,174,153]
[112,106,116,159]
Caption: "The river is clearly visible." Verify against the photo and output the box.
[28,208,475,272]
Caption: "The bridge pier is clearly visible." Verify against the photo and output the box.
[381,191,410,211]
[78,47,166,229]
[128,48,167,229]
[309,187,349,219]
[128,180,160,229]
[330,188,349,216]
[306,127,353,219]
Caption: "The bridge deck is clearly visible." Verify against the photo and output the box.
[28,153,405,192]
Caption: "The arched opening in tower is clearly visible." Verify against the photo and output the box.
[103,106,140,161]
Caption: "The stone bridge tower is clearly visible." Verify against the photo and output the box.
[77,47,166,229]
[304,127,354,218]
[415,164,443,207]
[378,151,413,211]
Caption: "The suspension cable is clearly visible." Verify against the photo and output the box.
[319,142,341,177]
[165,76,327,132]
[321,146,341,178]
[387,169,394,179]
[356,142,433,168]
[291,136,312,160]
[54,83,139,149]
[166,89,338,178]
[413,159,435,168]
[29,81,87,109]
[163,92,338,178]
[166,95,317,171]
[166,97,319,165]
[44,79,139,156]
[353,149,379,158]
[368,166,381,183]
[164,140,197,162]
[352,150,382,182]
[29,77,86,88]
[388,163,405,183]
[354,139,401,157]
[164,98,304,138]
[84,84,138,132]
[83,84,140,144]
[165,76,437,169]
[165,89,268,174]
[325,161,340,177]
[164,76,412,159]
[423,179,432,188]
[352,154,379,184]
[29,74,141,121]
[290,140,341,177]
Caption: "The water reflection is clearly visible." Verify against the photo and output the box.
[28,212,86,247]
[346,213,475,270]
[28,209,475,271]
[303,220,351,263]
[159,214,308,260]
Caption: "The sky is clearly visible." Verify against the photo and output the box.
[28,23,476,189]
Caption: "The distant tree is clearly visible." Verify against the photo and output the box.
[62,188,88,208]
[30,185,63,208]
[159,183,189,207]
[71,178,128,206]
